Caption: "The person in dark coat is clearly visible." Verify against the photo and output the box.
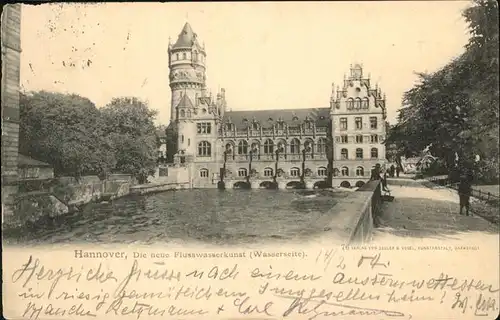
[458,171,473,216]
[390,165,395,178]
[396,166,400,177]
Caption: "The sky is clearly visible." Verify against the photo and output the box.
[20,1,472,125]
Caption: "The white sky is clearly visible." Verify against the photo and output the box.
[20,1,471,125]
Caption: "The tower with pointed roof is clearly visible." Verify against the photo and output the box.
[167,22,224,164]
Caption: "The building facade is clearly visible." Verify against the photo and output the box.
[165,23,386,189]
[2,4,22,215]
[330,64,387,188]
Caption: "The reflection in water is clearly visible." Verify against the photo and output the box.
[3,189,346,246]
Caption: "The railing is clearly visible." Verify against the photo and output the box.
[426,176,499,206]
[225,153,328,162]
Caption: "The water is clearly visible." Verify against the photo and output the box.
[3,189,347,246]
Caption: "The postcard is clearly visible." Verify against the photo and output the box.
[2,1,499,319]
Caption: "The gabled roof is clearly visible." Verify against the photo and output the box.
[172,22,202,49]
[222,108,330,130]
[176,94,194,108]
[18,154,52,168]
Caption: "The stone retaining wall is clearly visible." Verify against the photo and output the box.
[324,180,381,244]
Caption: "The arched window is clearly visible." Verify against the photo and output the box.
[317,167,328,177]
[304,139,314,153]
[371,148,378,159]
[317,138,327,153]
[362,97,369,109]
[263,167,274,177]
[176,53,179,60]
[199,168,209,178]
[290,138,301,154]
[290,167,300,177]
[187,110,192,118]
[238,140,248,154]
[238,168,247,177]
[182,52,187,60]
[356,148,363,159]
[180,110,185,118]
[347,98,354,109]
[263,139,274,154]
[198,141,211,157]
[341,148,348,160]
[355,98,362,109]
[252,122,259,131]
[356,166,364,177]
[333,168,339,177]
[225,143,234,155]
[341,166,349,177]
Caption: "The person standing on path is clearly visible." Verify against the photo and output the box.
[396,166,400,177]
[458,171,473,216]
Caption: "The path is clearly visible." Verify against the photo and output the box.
[373,182,498,242]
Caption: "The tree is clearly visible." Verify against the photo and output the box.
[101,97,158,184]
[19,91,116,178]
[386,0,499,182]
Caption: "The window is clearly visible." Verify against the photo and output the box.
[193,51,198,61]
[197,141,211,157]
[188,138,190,146]
[341,148,348,160]
[263,139,274,154]
[347,98,354,109]
[187,110,192,118]
[276,122,284,130]
[197,122,212,134]
[356,166,364,177]
[356,148,363,159]
[238,168,247,177]
[290,138,301,154]
[317,167,327,177]
[226,123,233,131]
[252,122,259,130]
[264,167,274,177]
[341,166,349,177]
[238,140,248,154]
[371,134,378,143]
[371,148,378,159]
[159,167,168,177]
[340,118,348,130]
[180,110,185,118]
[181,135,184,143]
[317,138,326,153]
[355,135,363,143]
[362,98,369,109]
[290,167,300,177]
[341,135,348,144]
[333,168,339,177]
[183,52,186,60]
[355,117,362,130]
[370,117,378,129]
[200,168,209,178]
[176,53,179,60]
[355,98,361,109]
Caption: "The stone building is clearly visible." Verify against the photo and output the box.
[165,23,386,189]
[330,64,387,188]
[1,4,22,215]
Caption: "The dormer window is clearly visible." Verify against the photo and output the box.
[226,123,233,131]
[252,122,259,130]
[292,116,299,121]
[268,117,273,122]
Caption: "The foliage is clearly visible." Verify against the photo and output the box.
[101,97,158,184]
[19,91,116,178]
[386,0,499,182]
